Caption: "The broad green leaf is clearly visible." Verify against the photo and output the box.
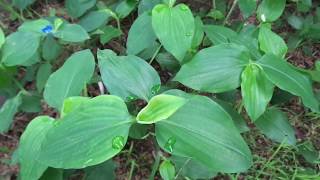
[20,93,42,113]
[40,168,63,180]
[13,0,35,10]
[0,93,22,133]
[18,19,52,35]
[287,15,304,30]
[44,50,95,109]
[138,0,161,15]
[255,107,296,145]
[258,25,287,57]
[152,3,195,62]
[65,0,96,18]
[257,0,286,22]
[258,54,319,112]
[137,94,188,124]
[98,49,161,101]
[19,116,54,180]
[156,52,180,72]
[0,27,4,49]
[191,16,204,49]
[241,64,274,121]
[127,12,157,55]
[79,10,110,32]
[159,160,175,180]
[297,0,312,13]
[156,95,252,173]
[115,0,138,19]
[203,25,237,45]
[54,24,90,43]
[99,25,122,45]
[42,35,62,61]
[238,0,256,18]
[84,160,116,180]
[36,63,52,92]
[38,95,133,169]
[174,43,250,93]
[1,31,40,66]
[61,96,89,117]
[170,155,217,179]
[129,123,149,139]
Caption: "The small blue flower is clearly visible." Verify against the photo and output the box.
[41,25,53,34]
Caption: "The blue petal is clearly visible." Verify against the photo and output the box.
[41,25,53,34]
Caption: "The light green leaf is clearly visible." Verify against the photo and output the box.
[159,160,175,180]
[0,27,5,49]
[44,50,95,109]
[174,43,250,93]
[127,12,157,55]
[13,0,36,10]
[116,0,138,19]
[203,25,237,45]
[255,107,296,145]
[152,3,195,62]
[79,10,110,32]
[1,31,40,66]
[99,25,122,45]
[54,24,90,43]
[38,95,132,169]
[84,160,116,180]
[19,116,54,180]
[98,49,161,101]
[238,0,256,18]
[258,54,319,112]
[137,94,188,124]
[65,0,96,18]
[156,95,252,173]
[241,64,274,121]
[36,63,52,92]
[61,96,89,117]
[18,19,52,35]
[258,25,288,57]
[42,35,62,61]
[191,16,204,49]
[0,93,22,133]
[257,0,286,22]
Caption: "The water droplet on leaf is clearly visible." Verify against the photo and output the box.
[180,5,189,11]
[151,84,161,95]
[126,96,137,102]
[164,137,176,153]
[112,136,125,150]
[185,31,193,37]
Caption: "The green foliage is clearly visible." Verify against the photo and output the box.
[257,0,286,22]
[0,27,5,49]
[0,93,22,132]
[65,0,97,18]
[159,160,175,180]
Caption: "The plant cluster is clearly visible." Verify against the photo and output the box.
[0,0,319,179]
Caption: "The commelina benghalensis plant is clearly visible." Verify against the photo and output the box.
[0,0,319,179]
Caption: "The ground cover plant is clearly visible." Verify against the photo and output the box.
[0,0,320,179]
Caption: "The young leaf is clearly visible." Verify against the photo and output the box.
[156,95,252,173]
[255,107,296,145]
[127,12,157,55]
[13,0,36,10]
[0,27,5,49]
[99,25,122,45]
[241,64,274,121]
[54,24,90,43]
[44,49,95,110]
[98,49,161,101]
[152,3,195,62]
[159,160,175,180]
[42,35,62,62]
[36,63,52,92]
[0,93,22,133]
[19,116,54,180]
[257,0,286,22]
[238,0,257,18]
[1,31,40,66]
[79,10,110,32]
[258,54,319,112]
[65,0,96,18]
[137,94,188,124]
[258,25,288,57]
[38,95,133,169]
[174,43,250,93]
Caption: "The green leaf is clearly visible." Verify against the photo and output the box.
[38,95,132,169]
[258,25,287,57]
[54,24,90,43]
[156,52,180,72]
[61,96,89,117]
[127,12,157,55]
[152,3,195,62]
[84,160,116,180]
[20,93,42,113]
[1,31,40,66]
[44,49,95,109]
[79,10,110,32]
[99,26,122,45]
[13,0,36,10]
[0,93,22,133]
[19,116,54,180]
[298,141,320,164]
[18,19,52,35]
[258,54,319,112]
[174,43,250,93]
[257,0,286,22]
[42,35,62,61]
[65,0,96,18]
[0,27,5,49]
[255,107,296,145]
[159,160,175,180]
[238,0,256,18]
[241,64,274,121]
[36,63,52,92]
[98,49,161,101]
[116,0,138,19]
[191,16,204,49]
[297,0,312,13]
[156,95,252,173]
[287,15,304,30]
[137,94,188,124]
[203,25,237,45]
[138,0,161,15]
[40,168,63,180]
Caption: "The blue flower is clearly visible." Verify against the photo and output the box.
[41,25,53,34]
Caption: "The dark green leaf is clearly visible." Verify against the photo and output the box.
[40,168,63,180]
[0,93,22,133]
[65,0,96,18]
[116,0,138,19]
[238,0,257,18]
[138,0,161,15]
[54,24,90,43]
[36,63,52,92]
[84,160,116,180]
[257,0,286,22]
[20,93,42,113]
[155,52,180,72]
[203,25,237,45]
[191,16,204,49]
[42,35,62,61]
[298,141,320,164]
[13,0,36,10]
[79,10,110,32]
[99,26,122,45]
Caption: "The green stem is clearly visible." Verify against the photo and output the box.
[12,78,30,96]
[223,0,238,25]
[128,160,136,180]
[149,45,162,65]
[83,84,88,97]
[149,138,161,180]
[0,1,24,21]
